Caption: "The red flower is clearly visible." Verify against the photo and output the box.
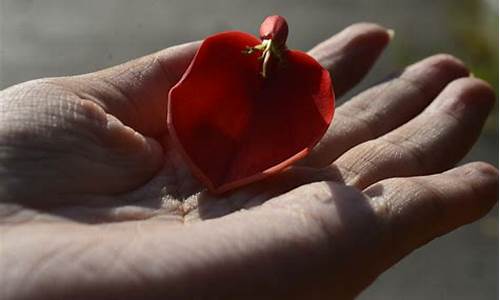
[168,16,335,193]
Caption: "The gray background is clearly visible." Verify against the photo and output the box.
[0,0,498,298]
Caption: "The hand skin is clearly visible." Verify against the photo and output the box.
[0,23,497,300]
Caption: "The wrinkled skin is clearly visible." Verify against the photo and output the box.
[0,23,497,300]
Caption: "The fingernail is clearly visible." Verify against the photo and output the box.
[386,29,395,41]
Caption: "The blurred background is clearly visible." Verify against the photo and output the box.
[0,0,497,298]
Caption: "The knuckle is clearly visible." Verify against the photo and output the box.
[386,177,446,227]
[409,178,448,222]
[373,177,448,250]
[382,137,427,169]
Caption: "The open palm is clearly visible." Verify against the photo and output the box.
[1,23,497,300]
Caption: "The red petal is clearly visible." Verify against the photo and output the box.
[168,31,334,193]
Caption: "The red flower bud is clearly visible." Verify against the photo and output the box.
[259,15,289,47]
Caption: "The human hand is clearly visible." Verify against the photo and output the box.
[1,23,497,299]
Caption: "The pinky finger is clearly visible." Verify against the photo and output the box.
[364,162,498,267]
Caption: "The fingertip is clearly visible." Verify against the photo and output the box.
[103,116,164,186]
[407,54,470,79]
[449,161,498,188]
[310,22,392,59]
[429,53,467,69]
[448,162,499,222]
[430,76,496,116]
[104,114,162,165]
[345,22,391,34]
[450,162,499,200]
[386,29,395,41]
[336,22,393,51]
[469,161,499,178]
[448,76,496,103]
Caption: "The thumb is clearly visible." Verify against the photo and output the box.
[72,41,200,137]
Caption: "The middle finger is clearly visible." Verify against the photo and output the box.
[302,54,469,167]
[333,77,495,189]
